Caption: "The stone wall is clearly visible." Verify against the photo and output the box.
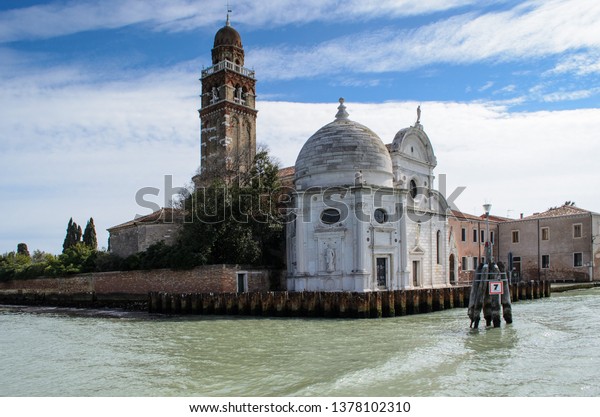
[0,265,276,296]
[109,223,182,258]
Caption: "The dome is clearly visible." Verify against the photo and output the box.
[213,21,242,48]
[295,99,393,189]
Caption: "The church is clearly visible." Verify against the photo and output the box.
[108,17,452,292]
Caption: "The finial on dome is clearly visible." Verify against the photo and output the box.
[226,2,232,26]
[335,97,349,120]
[416,105,421,125]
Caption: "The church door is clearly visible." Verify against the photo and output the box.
[412,260,420,287]
[376,258,387,288]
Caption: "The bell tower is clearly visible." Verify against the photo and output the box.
[195,15,257,185]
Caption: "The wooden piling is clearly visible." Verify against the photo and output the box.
[394,290,406,316]
[382,291,395,317]
[501,283,513,324]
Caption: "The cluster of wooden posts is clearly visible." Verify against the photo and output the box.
[148,280,550,318]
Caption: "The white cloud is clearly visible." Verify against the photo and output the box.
[542,88,600,102]
[248,0,600,80]
[257,99,600,222]
[2,64,600,254]
[548,51,600,76]
[0,0,479,43]
[478,81,494,92]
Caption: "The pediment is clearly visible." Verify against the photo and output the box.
[410,245,425,255]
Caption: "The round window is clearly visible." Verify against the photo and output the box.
[320,208,341,224]
[374,208,387,224]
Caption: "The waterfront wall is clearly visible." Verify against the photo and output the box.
[0,264,279,309]
[0,275,551,318]
[148,281,551,319]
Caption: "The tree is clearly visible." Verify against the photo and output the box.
[62,218,81,253]
[17,243,30,258]
[177,148,284,266]
[82,218,98,250]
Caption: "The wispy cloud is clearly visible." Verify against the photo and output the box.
[0,0,479,43]
[248,0,600,80]
[542,88,600,102]
[547,51,600,76]
[478,81,494,92]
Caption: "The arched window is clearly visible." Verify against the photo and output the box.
[410,179,418,198]
[436,230,441,264]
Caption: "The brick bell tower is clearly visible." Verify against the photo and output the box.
[194,14,257,186]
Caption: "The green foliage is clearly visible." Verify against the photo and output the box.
[82,218,98,250]
[62,217,82,253]
[177,149,284,267]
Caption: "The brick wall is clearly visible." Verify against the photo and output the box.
[0,265,277,295]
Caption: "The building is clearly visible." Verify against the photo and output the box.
[107,208,183,258]
[498,204,600,282]
[107,17,451,291]
[108,15,258,256]
[192,14,257,186]
[286,100,451,292]
[108,18,598,286]
[448,210,504,284]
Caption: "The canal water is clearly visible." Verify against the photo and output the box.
[1,288,599,397]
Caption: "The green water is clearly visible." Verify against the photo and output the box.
[1,288,599,397]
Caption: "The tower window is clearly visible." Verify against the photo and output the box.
[573,224,582,238]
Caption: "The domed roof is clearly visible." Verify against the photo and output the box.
[390,123,436,167]
[295,99,393,189]
[214,18,242,48]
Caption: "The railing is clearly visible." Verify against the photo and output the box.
[202,60,256,79]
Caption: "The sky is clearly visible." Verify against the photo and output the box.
[1,0,599,254]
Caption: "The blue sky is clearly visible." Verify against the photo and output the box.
[1,0,600,254]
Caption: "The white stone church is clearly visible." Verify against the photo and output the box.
[108,17,452,292]
[287,99,450,292]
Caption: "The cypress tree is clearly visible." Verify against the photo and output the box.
[17,243,30,258]
[63,218,74,253]
[82,218,98,250]
[62,218,82,253]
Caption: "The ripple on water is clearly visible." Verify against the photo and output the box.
[2,288,600,396]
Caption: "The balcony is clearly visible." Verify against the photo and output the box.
[202,60,256,79]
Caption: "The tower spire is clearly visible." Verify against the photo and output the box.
[226,2,232,26]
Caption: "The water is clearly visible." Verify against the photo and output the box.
[1,288,599,397]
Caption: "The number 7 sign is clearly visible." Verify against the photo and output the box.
[489,281,503,295]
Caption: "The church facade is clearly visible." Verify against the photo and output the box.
[286,99,450,291]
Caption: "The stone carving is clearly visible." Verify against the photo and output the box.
[354,170,363,185]
[416,105,421,125]
[325,246,336,272]
[211,87,219,103]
